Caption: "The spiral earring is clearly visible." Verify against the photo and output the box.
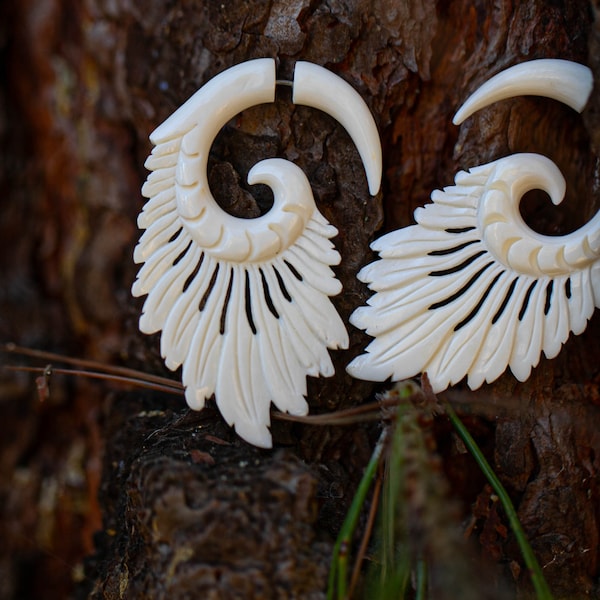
[347,59,596,393]
[132,58,382,447]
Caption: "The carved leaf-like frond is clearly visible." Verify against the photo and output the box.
[132,58,349,447]
[133,156,348,447]
[348,154,600,392]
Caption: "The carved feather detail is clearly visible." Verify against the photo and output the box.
[133,155,348,448]
[131,59,353,448]
[348,154,600,392]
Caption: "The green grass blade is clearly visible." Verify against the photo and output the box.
[327,428,387,600]
[443,399,553,600]
[415,559,427,600]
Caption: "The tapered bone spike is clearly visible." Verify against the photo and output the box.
[453,59,593,125]
[293,61,382,196]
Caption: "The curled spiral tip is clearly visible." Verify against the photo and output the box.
[488,153,566,206]
[246,157,313,215]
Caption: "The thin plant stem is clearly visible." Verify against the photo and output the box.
[3,343,410,425]
[443,398,553,600]
[327,427,388,600]
[348,471,383,598]
[274,396,408,425]
[415,559,427,600]
[1,342,183,391]
[379,402,410,598]
[4,365,184,396]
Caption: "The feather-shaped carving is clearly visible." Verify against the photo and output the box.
[348,154,600,391]
[134,157,347,447]
[132,59,382,447]
[348,58,597,392]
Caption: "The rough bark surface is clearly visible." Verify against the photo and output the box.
[1,1,600,598]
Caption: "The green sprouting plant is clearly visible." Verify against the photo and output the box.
[326,379,554,600]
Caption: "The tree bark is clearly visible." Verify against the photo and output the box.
[1,1,599,598]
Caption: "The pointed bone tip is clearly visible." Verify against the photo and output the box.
[184,387,207,411]
[292,61,382,199]
[345,356,388,382]
[548,176,567,206]
[345,360,362,379]
[368,173,382,196]
[453,59,594,125]
[235,422,273,449]
[348,308,367,330]
[130,281,141,296]
[452,110,466,126]
[335,332,350,351]
[365,149,382,196]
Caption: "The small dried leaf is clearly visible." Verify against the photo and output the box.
[189,449,215,465]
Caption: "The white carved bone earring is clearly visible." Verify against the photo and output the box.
[132,58,382,447]
[347,59,597,393]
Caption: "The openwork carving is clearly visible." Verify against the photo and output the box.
[348,59,597,392]
[132,58,381,447]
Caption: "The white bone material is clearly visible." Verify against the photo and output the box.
[293,62,382,195]
[453,58,593,124]
[348,59,599,392]
[132,58,382,447]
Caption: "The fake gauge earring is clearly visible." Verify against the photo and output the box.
[348,58,597,393]
[132,58,382,447]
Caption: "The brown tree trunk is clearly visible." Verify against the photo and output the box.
[1,1,599,598]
